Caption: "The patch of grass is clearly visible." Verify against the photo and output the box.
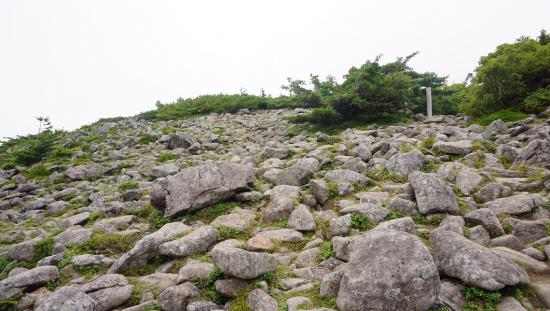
[24,164,51,180]
[138,134,157,145]
[384,210,407,221]
[217,226,254,241]
[421,136,436,151]
[412,214,443,226]
[349,213,374,231]
[123,203,155,219]
[149,210,171,230]
[74,264,106,279]
[156,152,179,163]
[0,292,24,311]
[185,201,240,223]
[472,140,497,153]
[118,181,139,192]
[67,231,139,256]
[317,241,334,262]
[33,236,55,262]
[274,283,337,310]
[461,285,501,311]
[326,181,339,199]
[423,158,437,173]
[366,167,407,184]
[470,109,528,126]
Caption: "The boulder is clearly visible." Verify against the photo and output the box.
[287,205,316,231]
[513,139,550,168]
[409,172,458,214]
[35,286,96,311]
[109,222,191,273]
[166,133,196,150]
[160,163,254,217]
[159,226,219,257]
[158,282,200,311]
[209,244,277,279]
[0,266,59,300]
[247,289,278,311]
[433,140,473,155]
[336,230,439,311]
[484,193,547,215]
[430,229,530,290]
[385,149,426,178]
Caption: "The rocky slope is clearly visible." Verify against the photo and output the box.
[1,108,549,311]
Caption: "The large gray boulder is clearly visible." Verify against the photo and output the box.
[82,274,134,311]
[336,230,440,311]
[385,149,426,178]
[160,163,254,217]
[0,265,59,300]
[209,243,277,279]
[274,164,314,186]
[247,289,278,311]
[430,229,530,290]
[409,171,458,214]
[464,208,504,236]
[108,222,191,273]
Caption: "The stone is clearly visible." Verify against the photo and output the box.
[72,254,114,267]
[464,208,504,236]
[166,133,196,150]
[309,179,330,205]
[387,197,418,215]
[455,167,483,195]
[409,171,458,214]
[496,297,527,311]
[159,226,219,257]
[209,244,277,279]
[513,139,550,167]
[483,193,547,215]
[109,222,192,273]
[469,225,491,246]
[320,271,343,298]
[336,230,439,311]
[340,203,389,224]
[491,247,549,274]
[246,235,276,251]
[214,278,249,297]
[158,282,200,311]
[433,140,473,155]
[430,229,530,290]
[274,164,314,186]
[256,229,303,242]
[491,235,523,251]
[35,286,96,311]
[8,238,40,261]
[503,218,548,244]
[287,205,316,231]
[247,289,278,311]
[385,149,426,178]
[536,284,550,308]
[0,266,59,300]
[60,212,90,229]
[177,260,214,283]
[55,226,93,245]
[161,163,255,217]
[437,280,464,311]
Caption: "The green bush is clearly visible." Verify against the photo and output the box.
[138,134,157,145]
[349,213,374,231]
[149,210,171,230]
[461,33,550,116]
[118,181,139,192]
[34,237,55,262]
[522,86,550,113]
[470,109,529,125]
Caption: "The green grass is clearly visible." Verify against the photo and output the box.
[33,237,55,262]
[470,109,528,126]
[412,214,443,226]
[317,241,335,262]
[67,231,139,256]
[217,226,254,241]
[349,213,374,231]
[148,210,171,230]
[461,285,501,311]
[117,181,139,192]
[138,134,157,145]
[23,164,51,180]
[384,210,407,221]
[156,152,180,163]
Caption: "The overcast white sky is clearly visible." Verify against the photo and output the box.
[1,0,549,138]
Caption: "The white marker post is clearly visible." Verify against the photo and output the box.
[426,87,432,118]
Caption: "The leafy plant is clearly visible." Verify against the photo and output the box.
[349,213,374,231]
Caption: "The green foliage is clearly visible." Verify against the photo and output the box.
[384,210,407,221]
[522,86,550,113]
[469,109,529,125]
[138,134,157,145]
[0,292,24,311]
[461,285,501,311]
[326,181,339,199]
[0,130,64,169]
[118,181,139,192]
[149,210,171,230]
[68,231,139,255]
[24,164,51,180]
[421,136,436,150]
[139,94,301,121]
[185,201,240,223]
[462,33,550,116]
[412,214,443,226]
[34,237,55,261]
[217,226,253,241]
[206,266,225,286]
[318,242,335,262]
[156,152,179,163]
[366,167,407,183]
[349,213,374,231]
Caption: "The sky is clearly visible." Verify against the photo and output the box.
[1,0,549,138]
